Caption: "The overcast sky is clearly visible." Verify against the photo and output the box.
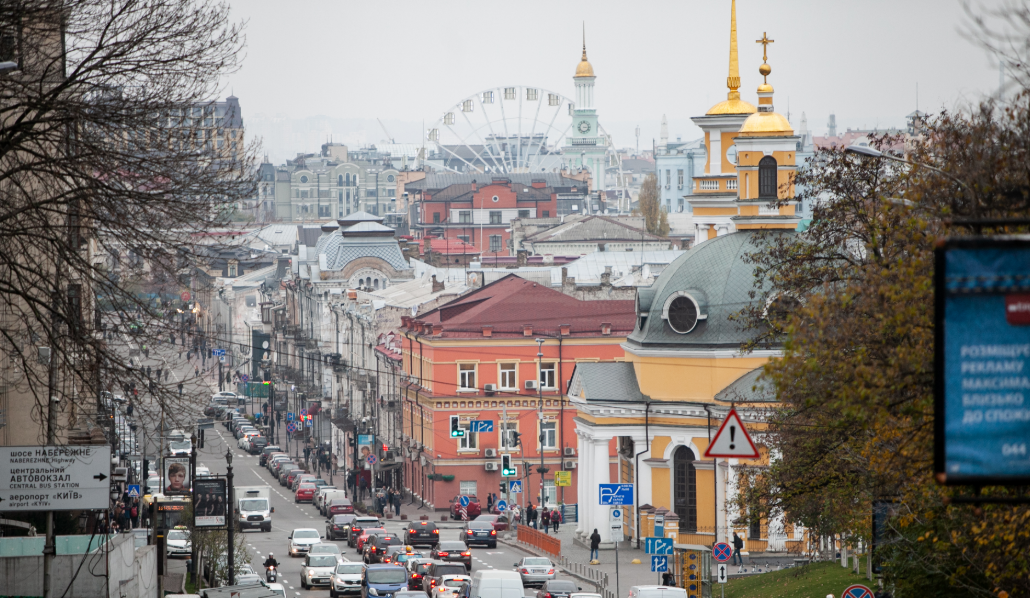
[227,0,1009,159]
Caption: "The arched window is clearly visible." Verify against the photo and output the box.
[758,156,777,198]
[373,279,380,290]
[673,446,698,532]
[338,175,343,186]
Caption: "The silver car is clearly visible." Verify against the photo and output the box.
[514,557,555,587]
[330,562,365,598]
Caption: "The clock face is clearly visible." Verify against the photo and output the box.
[578,120,591,134]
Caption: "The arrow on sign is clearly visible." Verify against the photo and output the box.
[704,408,760,459]
[93,473,107,482]
[717,564,728,584]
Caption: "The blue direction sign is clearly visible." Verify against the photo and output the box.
[469,420,494,433]
[509,480,523,493]
[460,495,471,507]
[713,542,733,562]
[646,537,674,555]
[599,483,634,505]
[127,484,140,498]
[651,556,668,573]
[212,348,225,357]
[496,500,507,512]
[286,412,294,422]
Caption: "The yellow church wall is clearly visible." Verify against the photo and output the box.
[708,228,717,241]
[693,207,738,216]
[630,355,769,401]
[703,132,711,174]
[736,223,801,230]
[651,436,671,461]
[696,468,715,529]
[739,205,759,216]
[652,467,671,510]
[720,132,739,173]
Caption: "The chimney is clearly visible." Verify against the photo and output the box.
[517,250,528,267]
[560,324,571,336]
[562,275,576,293]
[482,326,493,337]
[601,266,612,287]
[471,179,478,193]
[601,322,612,336]
[431,274,445,293]
[425,323,434,335]
[523,324,533,337]
[401,316,410,328]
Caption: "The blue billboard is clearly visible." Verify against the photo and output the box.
[936,238,1030,483]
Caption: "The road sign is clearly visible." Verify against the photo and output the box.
[300,408,308,418]
[555,471,571,487]
[286,422,297,433]
[469,420,494,433]
[212,348,225,357]
[713,542,733,562]
[704,408,760,459]
[460,495,471,507]
[654,513,665,537]
[197,417,214,430]
[366,454,377,465]
[240,374,249,383]
[219,355,225,363]
[304,418,312,427]
[496,500,507,512]
[843,585,875,598]
[651,555,668,572]
[509,480,522,493]
[599,483,634,505]
[645,537,674,555]
[180,291,191,302]
[286,412,294,421]
[127,484,140,498]
[610,507,624,536]
[717,564,728,584]
[0,445,112,511]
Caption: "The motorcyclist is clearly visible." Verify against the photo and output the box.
[263,553,278,569]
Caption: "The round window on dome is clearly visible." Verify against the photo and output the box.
[668,296,699,334]
[492,195,499,202]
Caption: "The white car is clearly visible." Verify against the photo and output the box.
[166,528,191,558]
[288,528,322,557]
[211,390,239,403]
[309,542,345,565]
[267,583,287,598]
[238,432,260,450]
[167,439,192,457]
[195,465,211,478]
[300,553,338,589]
[433,574,472,598]
[330,562,364,598]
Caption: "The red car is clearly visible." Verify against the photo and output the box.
[473,513,509,532]
[449,495,482,520]
[355,527,387,553]
[295,483,317,503]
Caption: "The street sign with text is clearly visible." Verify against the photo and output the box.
[0,446,112,511]
[599,483,634,505]
[554,471,571,487]
[610,507,624,538]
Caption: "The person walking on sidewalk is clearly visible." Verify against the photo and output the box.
[527,503,537,529]
[589,529,601,563]
[487,493,494,513]
[541,508,551,533]
[732,532,744,566]
[551,507,561,532]
[393,489,402,516]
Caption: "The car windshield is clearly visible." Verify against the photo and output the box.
[362,528,386,536]
[307,555,337,567]
[441,578,469,587]
[240,500,266,510]
[467,521,492,530]
[474,515,497,521]
[294,530,319,539]
[311,544,340,554]
[167,530,187,541]
[379,537,401,545]
[336,564,364,575]
[548,582,578,592]
[169,441,191,451]
[433,565,467,576]
[525,558,552,566]
[439,542,466,550]
[333,515,355,523]
[367,568,407,584]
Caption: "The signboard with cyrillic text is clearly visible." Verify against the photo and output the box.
[0,445,112,511]
[935,237,1030,484]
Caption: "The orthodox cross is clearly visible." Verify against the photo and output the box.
[756,32,775,62]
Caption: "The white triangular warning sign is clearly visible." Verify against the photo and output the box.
[704,408,760,458]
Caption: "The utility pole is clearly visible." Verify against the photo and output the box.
[42,344,57,598]
[225,448,235,585]
[535,338,545,509]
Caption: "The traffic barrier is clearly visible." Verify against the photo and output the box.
[517,523,561,557]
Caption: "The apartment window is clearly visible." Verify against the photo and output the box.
[677,169,684,186]
[457,235,470,243]
[540,422,556,449]
[540,362,556,389]
[459,364,476,390]
[338,175,343,186]
[500,421,518,449]
[504,87,516,100]
[459,422,478,449]
[759,156,778,198]
[666,169,671,186]
[433,212,440,224]
[460,481,477,496]
[489,211,502,224]
[542,480,556,508]
[518,210,530,219]
[489,235,502,253]
[459,211,471,224]
[542,211,549,218]
[499,364,516,389]
[227,260,238,277]
[67,284,82,336]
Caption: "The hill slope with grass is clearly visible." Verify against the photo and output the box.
[723,561,872,598]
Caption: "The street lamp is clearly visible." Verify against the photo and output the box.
[844,144,971,192]
[225,448,235,586]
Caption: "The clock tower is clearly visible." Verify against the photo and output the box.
[565,31,606,194]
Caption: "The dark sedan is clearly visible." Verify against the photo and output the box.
[404,520,440,547]
[460,521,497,548]
[535,580,582,598]
[404,558,434,590]
[430,541,471,571]
[327,514,357,541]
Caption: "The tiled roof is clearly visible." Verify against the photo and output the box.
[411,274,634,338]
[714,367,776,403]
[524,215,665,244]
[425,237,480,255]
[319,234,410,272]
[568,362,647,403]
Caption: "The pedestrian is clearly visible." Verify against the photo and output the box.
[187,350,192,361]
[164,370,169,382]
[529,503,538,529]
[126,401,134,417]
[155,367,162,380]
[541,508,551,534]
[194,365,199,378]
[177,382,183,395]
[487,493,494,513]
[551,507,561,532]
[589,528,601,562]
[732,532,744,567]
[130,500,139,528]
[146,365,151,378]
[143,345,148,358]
[393,489,402,516]
[662,572,676,587]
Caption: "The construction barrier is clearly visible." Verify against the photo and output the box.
[517,523,561,557]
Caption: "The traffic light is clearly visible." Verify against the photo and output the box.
[499,481,506,494]
[501,453,515,476]
[450,415,464,438]
[349,436,355,447]
[511,431,522,447]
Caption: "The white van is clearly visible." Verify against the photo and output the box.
[464,570,524,598]
[627,586,688,598]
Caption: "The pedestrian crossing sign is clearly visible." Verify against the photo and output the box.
[509,480,522,493]
[127,484,140,498]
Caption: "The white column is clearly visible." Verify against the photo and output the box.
[634,435,653,506]
[592,436,613,543]
[580,432,594,535]
[575,430,588,536]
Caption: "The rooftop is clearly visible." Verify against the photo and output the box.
[524,215,666,244]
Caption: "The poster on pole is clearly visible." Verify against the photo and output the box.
[192,478,227,528]
[358,434,374,467]
[935,237,1030,484]
[164,457,191,496]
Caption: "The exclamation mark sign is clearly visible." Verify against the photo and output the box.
[729,426,736,450]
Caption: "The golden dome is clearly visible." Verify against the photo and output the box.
[738,111,793,136]
[575,45,594,78]
[706,97,757,115]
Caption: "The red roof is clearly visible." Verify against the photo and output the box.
[424,237,480,255]
[405,274,635,338]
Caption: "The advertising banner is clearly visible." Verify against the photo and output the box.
[192,478,227,528]
[936,237,1030,484]
[358,434,374,470]
[164,457,191,496]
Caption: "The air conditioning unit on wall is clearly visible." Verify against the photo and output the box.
[525,380,538,390]
[564,460,577,469]
[563,447,576,456]
[484,448,497,458]
[485,462,498,471]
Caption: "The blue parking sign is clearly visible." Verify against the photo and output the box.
[286,412,294,421]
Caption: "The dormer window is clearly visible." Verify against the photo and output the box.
[227,260,238,277]
[662,291,707,334]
